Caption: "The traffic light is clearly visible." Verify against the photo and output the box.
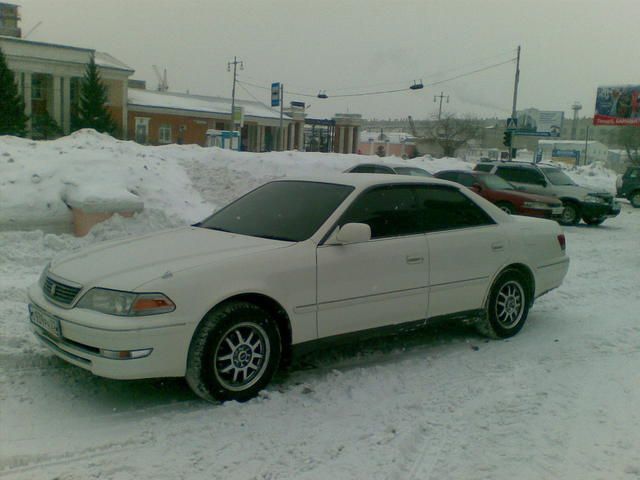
[503,130,512,147]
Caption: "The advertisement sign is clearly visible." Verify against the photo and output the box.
[271,82,281,107]
[514,108,563,137]
[594,85,640,126]
[552,148,580,166]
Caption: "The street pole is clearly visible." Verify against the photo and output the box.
[434,92,449,120]
[279,84,284,150]
[227,56,243,132]
[584,125,589,166]
[509,45,521,161]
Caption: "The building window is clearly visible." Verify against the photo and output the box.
[32,75,46,100]
[159,124,172,144]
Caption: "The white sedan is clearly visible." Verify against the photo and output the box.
[28,175,569,402]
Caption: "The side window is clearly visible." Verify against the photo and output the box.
[456,173,475,187]
[475,163,494,172]
[414,186,495,232]
[374,166,395,174]
[519,169,545,184]
[495,167,523,183]
[627,169,640,179]
[350,165,376,173]
[340,185,421,239]
[436,172,458,183]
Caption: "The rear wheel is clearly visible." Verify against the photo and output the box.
[496,201,515,214]
[559,202,580,225]
[476,270,530,339]
[186,301,281,403]
[630,190,640,208]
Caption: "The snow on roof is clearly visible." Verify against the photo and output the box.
[128,89,284,121]
[94,51,134,73]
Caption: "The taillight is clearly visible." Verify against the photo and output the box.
[557,234,566,251]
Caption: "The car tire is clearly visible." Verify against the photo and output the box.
[186,301,281,403]
[496,201,515,214]
[583,216,605,226]
[559,202,580,225]
[476,270,530,339]
[630,190,640,208]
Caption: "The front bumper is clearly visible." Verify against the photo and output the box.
[580,201,621,218]
[27,284,193,380]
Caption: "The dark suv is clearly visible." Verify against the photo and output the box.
[475,161,621,226]
[616,166,640,208]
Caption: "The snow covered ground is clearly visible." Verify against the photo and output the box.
[1,132,639,479]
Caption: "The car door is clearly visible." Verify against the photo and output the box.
[414,185,509,318]
[495,166,549,196]
[316,185,429,338]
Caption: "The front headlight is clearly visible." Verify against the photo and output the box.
[523,201,550,209]
[77,288,176,316]
[584,195,606,204]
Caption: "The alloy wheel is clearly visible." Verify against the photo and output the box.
[495,280,525,329]
[213,322,270,392]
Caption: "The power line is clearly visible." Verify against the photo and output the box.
[237,56,515,100]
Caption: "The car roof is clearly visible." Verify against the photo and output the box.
[277,173,455,190]
[348,162,428,170]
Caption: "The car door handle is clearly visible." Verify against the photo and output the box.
[406,255,424,264]
[491,242,505,251]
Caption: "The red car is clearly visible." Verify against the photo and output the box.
[435,170,564,220]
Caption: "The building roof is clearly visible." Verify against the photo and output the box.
[0,35,134,73]
[127,89,285,121]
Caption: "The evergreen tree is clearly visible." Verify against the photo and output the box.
[0,47,28,136]
[32,111,63,140]
[72,55,117,135]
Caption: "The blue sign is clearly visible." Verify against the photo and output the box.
[552,149,580,161]
[271,82,281,107]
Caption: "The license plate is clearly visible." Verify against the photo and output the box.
[552,207,564,215]
[29,304,61,338]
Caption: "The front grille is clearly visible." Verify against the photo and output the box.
[43,276,82,306]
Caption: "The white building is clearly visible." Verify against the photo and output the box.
[538,139,609,165]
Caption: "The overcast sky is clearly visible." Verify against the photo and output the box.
[14,0,640,121]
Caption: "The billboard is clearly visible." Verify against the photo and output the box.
[514,108,563,137]
[594,85,640,126]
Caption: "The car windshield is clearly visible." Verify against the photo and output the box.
[198,181,354,242]
[394,167,433,177]
[540,167,577,186]
[481,174,514,190]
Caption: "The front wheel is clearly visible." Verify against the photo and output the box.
[186,301,281,403]
[496,201,515,214]
[630,191,640,208]
[559,202,580,225]
[476,270,530,339]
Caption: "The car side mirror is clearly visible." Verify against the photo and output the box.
[471,183,482,193]
[331,223,371,245]
[538,179,547,187]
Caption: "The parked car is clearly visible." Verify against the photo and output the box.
[434,170,564,220]
[475,161,621,225]
[616,165,640,208]
[28,175,569,402]
[345,163,432,176]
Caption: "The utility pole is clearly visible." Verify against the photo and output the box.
[508,45,521,160]
[227,56,243,132]
[433,92,449,120]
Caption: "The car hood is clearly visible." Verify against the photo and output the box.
[50,227,292,291]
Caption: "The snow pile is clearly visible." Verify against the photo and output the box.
[0,130,211,233]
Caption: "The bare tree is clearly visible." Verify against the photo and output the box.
[618,126,640,165]
[426,113,482,157]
